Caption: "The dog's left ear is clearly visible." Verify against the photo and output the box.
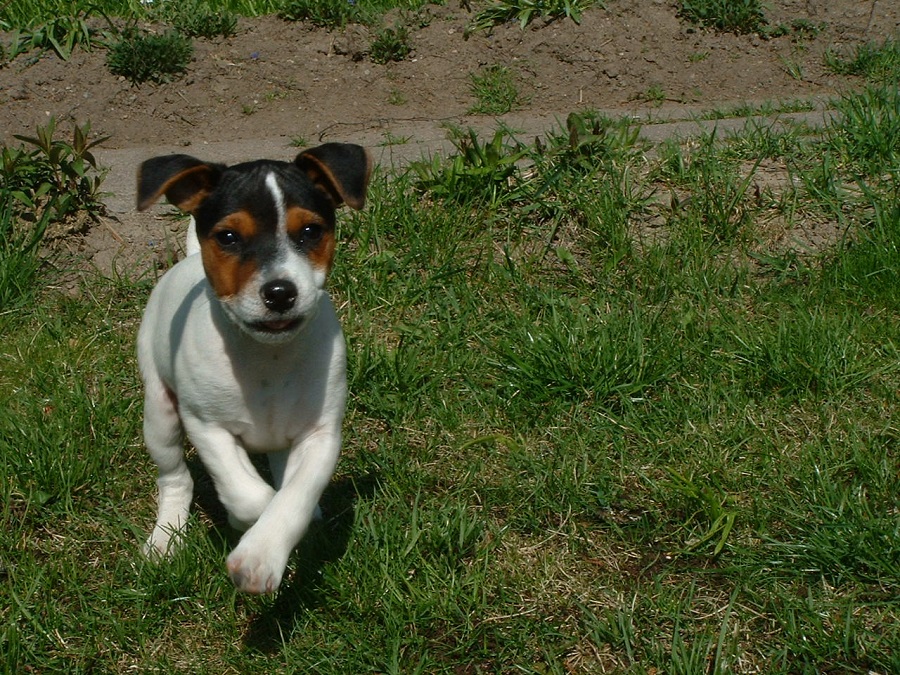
[294,143,372,210]
[137,154,224,213]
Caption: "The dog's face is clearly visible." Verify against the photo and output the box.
[137,144,371,344]
[192,161,337,344]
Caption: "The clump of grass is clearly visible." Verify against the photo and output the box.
[370,24,412,64]
[278,0,362,28]
[638,83,666,105]
[678,0,766,34]
[825,38,900,84]
[490,294,673,421]
[825,84,900,178]
[106,29,193,84]
[166,0,238,39]
[467,64,524,115]
[2,8,98,60]
[0,198,51,310]
[409,127,527,207]
[465,0,598,37]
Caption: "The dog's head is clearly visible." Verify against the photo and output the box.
[137,144,371,344]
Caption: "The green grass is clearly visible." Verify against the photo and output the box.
[678,0,766,34]
[465,0,599,37]
[106,28,194,84]
[698,98,817,121]
[276,0,432,29]
[825,38,900,84]
[369,24,413,64]
[3,46,900,675]
[467,64,525,115]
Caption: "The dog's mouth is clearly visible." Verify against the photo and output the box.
[251,318,303,333]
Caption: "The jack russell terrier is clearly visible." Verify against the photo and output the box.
[135,143,371,594]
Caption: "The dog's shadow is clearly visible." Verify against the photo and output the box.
[188,455,379,653]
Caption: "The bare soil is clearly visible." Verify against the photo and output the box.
[1,0,897,278]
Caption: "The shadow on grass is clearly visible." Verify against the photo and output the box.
[242,472,379,652]
[181,452,379,651]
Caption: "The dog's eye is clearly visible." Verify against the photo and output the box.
[215,229,243,248]
[301,224,323,245]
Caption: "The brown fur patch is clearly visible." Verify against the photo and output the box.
[200,211,259,298]
[285,207,336,274]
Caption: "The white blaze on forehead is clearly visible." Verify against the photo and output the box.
[264,171,287,236]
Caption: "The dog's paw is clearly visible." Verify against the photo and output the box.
[226,543,288,594]
[143,526,183,559]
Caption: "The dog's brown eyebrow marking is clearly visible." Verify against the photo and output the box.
[285,206,335,274]
[201,211,260,298]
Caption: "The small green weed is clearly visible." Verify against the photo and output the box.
[106,28,193,84]
[665,470,736,556]
[370,24,412,64]
[780,55,805,81]
[678,0,766,34]
[387,88,407,105]
[639,83,666,105]
[468,64,523,115]
[466,0,598,37]
[379,131,411,146]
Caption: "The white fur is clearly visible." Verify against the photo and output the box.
[185,216,200,256]
[138,238,346,594]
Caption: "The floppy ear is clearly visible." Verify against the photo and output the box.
[294,143,372,210]
[136,154,224,213]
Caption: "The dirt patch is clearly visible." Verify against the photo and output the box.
[2,0,897,278]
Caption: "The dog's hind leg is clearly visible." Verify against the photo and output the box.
[143,380,193,558]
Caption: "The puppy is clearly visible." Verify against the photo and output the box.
[135,143,371,594]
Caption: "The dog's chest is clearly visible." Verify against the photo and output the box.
[236,363,320,449]
[190,341,342,451]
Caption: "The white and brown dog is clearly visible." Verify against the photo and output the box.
[135,143,371,594]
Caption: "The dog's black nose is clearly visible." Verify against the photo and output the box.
[261,280,298,312]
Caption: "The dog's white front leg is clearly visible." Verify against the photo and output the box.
[181,417,276,531]
[267,450,324,521]
[227,427,341,594]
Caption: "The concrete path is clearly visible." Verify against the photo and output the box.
[96,106,832,215]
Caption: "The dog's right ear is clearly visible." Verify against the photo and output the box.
[137,155,224,213]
